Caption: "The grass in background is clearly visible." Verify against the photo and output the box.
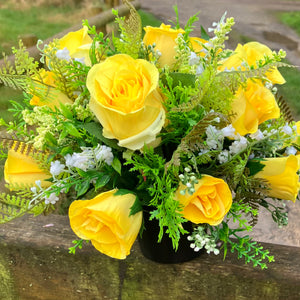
[279,11,300,36]
[276,11,300,118]
[138,9,162,30]
[0,5,84,57]
[277,65,300,119]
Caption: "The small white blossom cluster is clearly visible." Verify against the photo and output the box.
[188,51,205,76]
[188,226,220,255]
[50,144,114,177]
[202,124,249,164]
[30,180,60,206]
[179,167,199,195]
[56,47,71,61]
[56,47,86,65]
[44,193,59,205]
[265,81,278,94]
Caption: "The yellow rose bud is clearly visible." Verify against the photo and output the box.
[87,54,165,150]
[253,155,300,202]
[231,79,280,135]
[220,42,285,84]
[30,69,72,109]
[143,23,185,68]
[58,26,93,66]
[4,149,51,189]
[175,175,232,225]
[69,190,142,259]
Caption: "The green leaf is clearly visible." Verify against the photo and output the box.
[44,132,58,146]
[246,159,266,177]
[75,180,90,197]
[59,102,73,120]
[162,72,196,88]
[75,168,87,177]
[114,189,133,196]
[129,196,143,216]
[95,175,110,190]
[112,157,122,175]
[65,122,82,138]
[81,122,124,150]
[201,25,210,41]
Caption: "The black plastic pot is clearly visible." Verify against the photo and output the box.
[138,209,203,264]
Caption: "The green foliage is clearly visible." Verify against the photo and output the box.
[112,0,142,58]
[69,239,85,254]
[228,236,275,269]
[0,192,45,224]
[126,147,186,249]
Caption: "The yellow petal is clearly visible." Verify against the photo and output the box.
[4,149,51,188]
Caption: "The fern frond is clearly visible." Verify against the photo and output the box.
[232,61,293,83]
[0,73,29,90]
[0,135,38,156]
[276,93,294,122]
[11,40,40,76]
[113,0,142,58]
[165,112,229,170]
[0,192,45,224]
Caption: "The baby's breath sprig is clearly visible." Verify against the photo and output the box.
[188,226,220,255]
[178,166,199,195]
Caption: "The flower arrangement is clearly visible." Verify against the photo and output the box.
[0,2,299,269]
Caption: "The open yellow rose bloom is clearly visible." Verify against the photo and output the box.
[220,42,285,85]
[87,54,165,150]
[231,79,280,135]
[69,190,142,259]
[175,175,233,225]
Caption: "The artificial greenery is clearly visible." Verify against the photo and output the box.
[0,4,298,268]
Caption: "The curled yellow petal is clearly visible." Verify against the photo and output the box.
[69,189,142,259]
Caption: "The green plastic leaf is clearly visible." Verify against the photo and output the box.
[44,132,58,146]
[112,157,122,175]
[114,189,134,196]
[201,25,210,41]
[81,122,123,150]
[129,196,143,216]
[95,175,110,190]
[59,102,73,120]
[162,73,196,88]
[246,159,266,177]
[65,122,82,138]
[75,180,90,197]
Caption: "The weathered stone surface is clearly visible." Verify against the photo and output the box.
[0,214,299,300]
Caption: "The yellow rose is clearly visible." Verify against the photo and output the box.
[87,54,165,150]
[143,24,185,68]
[69,189,142,259]
[175,175,232,225]
[231,79,280,135]
[220,42,285,84]
[253,155,300,202]
[30,69,72,109]
[58,26,93,65]
[4,149,51,189]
